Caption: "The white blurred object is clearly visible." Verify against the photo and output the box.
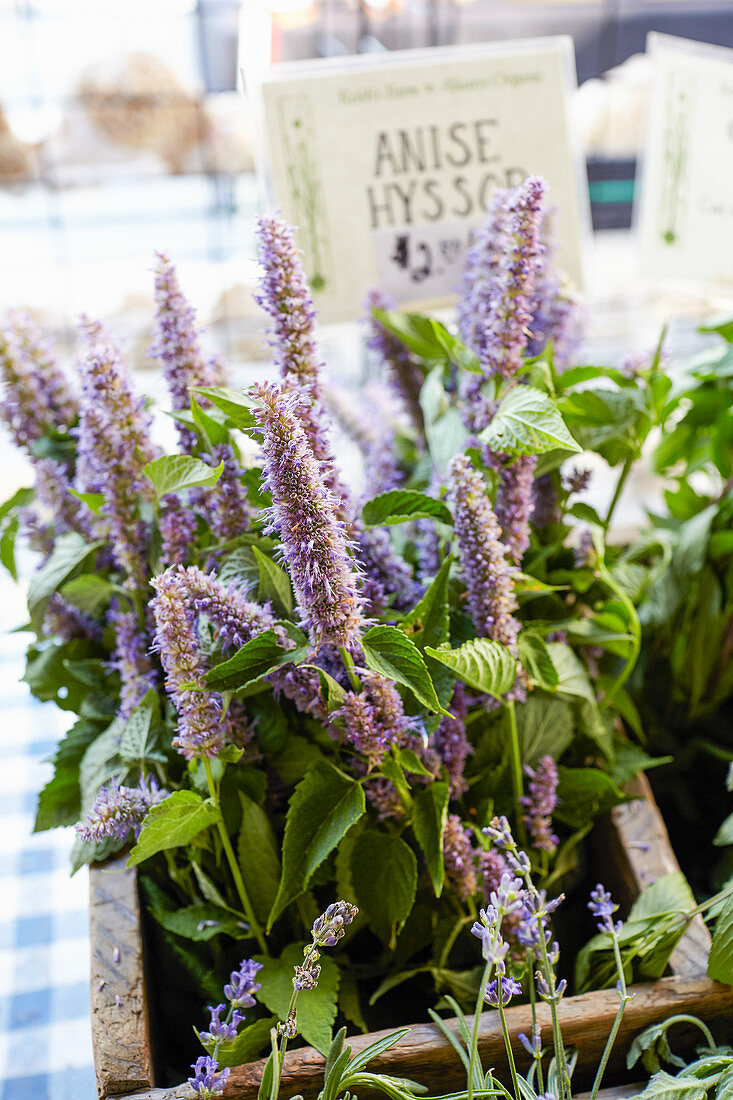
[574,53,651,160]
[202,91,254,174]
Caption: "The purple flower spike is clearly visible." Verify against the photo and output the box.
[443,814,477,901]
[200,1003,244,1044]
[364,287,425,437]
[150,252,221,453]
[520,755,560,853]
[431,683,472,797]
[333,670,412,767]
[448,453,520,654]
[75,317,156,589]
[224,958,262,1008]
[76,776,167,844]
[109,602,157,720]
[254,381,364,649]
[180,564,276,651]
[0,311,78,452]
[496,455,537,564]
[188,1055,230,1098]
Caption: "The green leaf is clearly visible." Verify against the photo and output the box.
[144,454,223,497]
[709,887,733,985]
[715,814,733,847]
[478,386,581,457]
[119,693,160,765]
[201,1015,276,1069]
[425,638,517,698]
[630,873,695,922]
[515,694,573,766]
[190,395,230,448]
[546,642,596,702]
[362,490,452,528]
[238,791,281,923]
[350,830,417,944]
[254,944,340,1054]
[60,574,113,616]
[27,533,102,621]
[517,634,559,689]
[268,761,365,929]
[192,386,260,431]
[627,1019,689,1073]
[34,719,99,832]
[151,902,246,942]
[403,557,454,707]
[374,309,474,366]
[554,767,629,829]
[362,625,447,715]
[69,489,105,513]
[0,485,33,523]
[412,782,449,896]
[251,545,293,617]
[636,1071,707,1100]
[205,629,293,692]
[78,719,124,808]
[419,364,468,473]
[127,791,219,866]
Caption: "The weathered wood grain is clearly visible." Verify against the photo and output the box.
[90,855,155,1098]
[93,778,725,1100]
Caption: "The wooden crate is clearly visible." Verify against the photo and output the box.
[90,775,733,1100]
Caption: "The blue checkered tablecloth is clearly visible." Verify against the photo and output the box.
[0,628,96,1100]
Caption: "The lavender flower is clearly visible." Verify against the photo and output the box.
[43,593,102,643]
[521,755,559,853]
[431,683,472,797]
[485,975,522,1007]
[75,317,156,589]
[565,466,591,495]
[588,884,621,935]
[448,453,520,653]
[526,209,583,369]
[150,253,221,453]
[76,776,167,844]
[443,813,477,900]
[0,311,77,451]
[365,287,425,438]
[365,777,404,821]
[254,381,364,648]
[34,458,95,539]
[109,602,157,719]
[333,670,412,767]
[311,900,359,947]
[328,383,404,497]
[356,525,421,614]
[481,847,511,907]
[204,442,252,542]
[224,958,262,1008]
[458,188,510,353]
[188,1055,230,1098]
[150,568,228,759]
[471,905,509,966]
[200,1004,244,1044]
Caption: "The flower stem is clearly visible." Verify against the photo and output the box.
[497,986,521,1100]
[467,960,492,1100]
[604,455,633,530]
[589,932,632,1100]
[339,645,362,692]
[528,971,545,1096]
[203,757,268,955]
[506,701,527,847]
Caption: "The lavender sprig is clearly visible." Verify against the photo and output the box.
[254,381,364,649]
[0,311,77,451]
[520,755,560,854]
[443,813,477,900]
[495,455,537,565]
[332,670,412,767]
[188,1055,230,1098]
[431,683,472,797]
[76,776,167,844]
[109,602,157,720]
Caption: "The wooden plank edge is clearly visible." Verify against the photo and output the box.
[90,855,155,1098]
[604,773,710,977]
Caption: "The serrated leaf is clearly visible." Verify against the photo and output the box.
[192,386,260,431]
[515,693,573,766]
[478,385,581,456]
[362,625,447,715]
[403,557,454,707]
[190,395,230,448]
[205,629,294,691]
[251,545,293,617]
[412,782,449,896]
[425,638,517,698]
[362,490,452,528]
[238,791,281,923]
[60,574,113,616]
[200,1015,276,1069]
[119,693,158,765]
[268,761,365,928]
[127,791,219,866]
[517,633,559,689]
[79,718,124,809]
[144,454,223,497]
[350,830,417,944]
[27,533,103,621]
[637,1071,707,1100]
[34,718,99,832]
[254,944,340,1054]
[152,902,246,942]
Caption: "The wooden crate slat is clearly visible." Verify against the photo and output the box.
[90,855,155,1098]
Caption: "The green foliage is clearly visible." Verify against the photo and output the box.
[425,638,517,698]
[411,782,449,896]
[143,454,224,496]
[127,792,219,866]
[350,830,418,944]
[254,944,340,1054]
[362,625,447,714]
[479,386,581,456]
[362,490,452,528]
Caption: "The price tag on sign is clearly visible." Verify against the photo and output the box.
[374,221,477,301]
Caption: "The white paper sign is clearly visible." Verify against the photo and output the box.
[258,39,588,323]
[638,33,733,290]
